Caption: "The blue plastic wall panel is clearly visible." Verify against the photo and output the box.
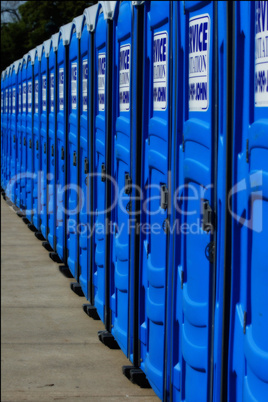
[93,9,108,323]
[79,20,91,300]
[228,2,268,401]
[175,1,217,400]
[48,43,57,250]
[67,27,79,279]
[40,49,48,238]
[9,65,17,203]
[138,2,172,399]
[110,0,132,358]
[16,65,22,208]
[33,54,41,230]
[56,36,67,262]
[26,56,33,222]
[21,60,28,211]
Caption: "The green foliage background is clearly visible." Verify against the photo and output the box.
[1,1,97,73]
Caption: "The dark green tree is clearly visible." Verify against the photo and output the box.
[1,1,97,72]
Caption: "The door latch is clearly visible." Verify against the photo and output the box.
[73,151,77,166]
[202,200,214,233]
[61,146,64,160]
[44,142,46,154]
[51,144,54,157]
[161,185,168,210]
[84,157,89,174]
[101,163,106,182]
[124,173,132,195]
[36,140,39,150]
[29,139,32,149]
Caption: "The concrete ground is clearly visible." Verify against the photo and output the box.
[1,198,159,402]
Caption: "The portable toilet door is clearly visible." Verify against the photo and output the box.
[109,0,135,359]
[9,61,20,204]
[78,4,99,307]
[228,2,268,401]
[1,72,4,190]
[40,40,50,239]
[47,33,59,252]
[15,60,23,209]
[172,1,226,401]
[21,55,28,212]
[92,0,118,329]
[53,23,73,264]
[66,15,83,282]
[131,2,173,399]
[6,66,12,198]
[32,45,43,234]
[25,51,34,224]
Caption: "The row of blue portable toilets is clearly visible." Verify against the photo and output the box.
[1,1,268,401]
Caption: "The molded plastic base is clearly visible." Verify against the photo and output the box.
[70,282,84,297]
[82,304,100,320]
[122,366,151,388]
[49,252,62,263]
[42,241,53,252]
[22,217,30,225]
[98,331,120,349]
[35,232,45,241]
[28,223,37,232]
[59,265,73,278]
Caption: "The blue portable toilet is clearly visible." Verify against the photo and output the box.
[25,50,35,225]
[130,1,173,398]
[8,61,20,204]
[47,33,60,251]
[228,2,268,401]
[91,0,118,330]
[20,55,28,212]
[1,69,7,191]
[5,66,12,197]
[15,59,23,210]
[39,40,51,239]
[1,71,4,190]
[169,2,232,401]
[51,22,73,264]
[32,45,43,234]
[109,0,138,360]
[78,3,99,304]
[66,15,84,281]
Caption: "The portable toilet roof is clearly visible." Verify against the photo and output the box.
[43,38,52,57]
[72,15,84,39]
[51,32,60,52]
[83,3,100,32]
[59,22,73,46]
[28,48,37,65]
[99,1,118,20]
[36,44,43,61]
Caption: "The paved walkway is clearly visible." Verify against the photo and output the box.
[1,198,159,402]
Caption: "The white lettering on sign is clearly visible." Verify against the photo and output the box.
[42,75,46,111]
[189,14,210,111]
[71,62,77,110]
[19,85,21,113]
[28,81,32,113]
[98,53,105,111]
[255,0,268,106]
[23,83,26,112]
[83,59,88,112]
[119,44,131,111]
[59,68,64,111]
[153,31,168,111]
[50,73,54,112]
[12,88,16,114]
[35,79,38,113]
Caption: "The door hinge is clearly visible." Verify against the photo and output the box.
[182,133,185,152]
[51,144,54,157]
[73,151,77,166]
[84,157,89,174]
[124,173,132,195]
[101,163,106,182]
[243,311,247,334]
[29,139,32,149]
[161,185,169,210]
[61,146,64,160]
[36,140,39,150]
[205,241,216,263]
[24,137,26,146]
[202,200,214,233]
[44,142,46,154]
[246,139,249,163]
